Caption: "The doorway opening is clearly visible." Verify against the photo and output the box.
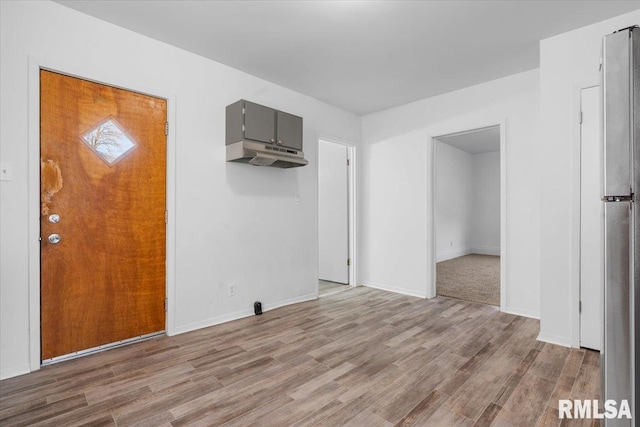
[318,138,356,297]
[434,125,501,306]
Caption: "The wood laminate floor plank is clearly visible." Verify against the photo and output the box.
[0,288,601,426]
[491,373,557,427]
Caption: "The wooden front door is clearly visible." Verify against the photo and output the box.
[40,70,167,361]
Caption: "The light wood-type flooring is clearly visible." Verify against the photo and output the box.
[0,287,600,426]
[318,280,350,297]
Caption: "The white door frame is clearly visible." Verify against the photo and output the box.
[427,120,507,312]
[27,56,177,372]
[570,80,600,347]
[316,136,357,294]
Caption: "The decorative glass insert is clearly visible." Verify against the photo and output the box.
[80,117,137,166]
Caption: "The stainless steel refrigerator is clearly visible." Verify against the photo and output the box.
[602,25,639,425]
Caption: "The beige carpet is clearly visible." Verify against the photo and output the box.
[436,254,500,306]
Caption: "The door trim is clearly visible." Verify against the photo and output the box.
[27,56,177,372]
[315,135,357,294]
[427,119,507,313]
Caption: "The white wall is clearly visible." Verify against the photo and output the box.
[435,141,474,261]
[0,0,361,379]
[361,69,540,316]
[360,128,430,298]
[538,10,640,346]
[471,150,500,254]
[435,143,500,262]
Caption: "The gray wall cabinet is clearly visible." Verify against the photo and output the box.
[226,100,303,151]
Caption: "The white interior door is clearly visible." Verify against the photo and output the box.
[319,139,349,284]
[580,85,602,351]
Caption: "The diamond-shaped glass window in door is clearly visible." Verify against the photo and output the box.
[80,117,138,166]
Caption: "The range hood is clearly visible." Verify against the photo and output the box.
[226,140,308,168]
[225,99,308,168]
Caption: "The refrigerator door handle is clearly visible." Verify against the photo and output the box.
[602,195,634,202]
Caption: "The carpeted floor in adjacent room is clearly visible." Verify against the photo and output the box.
[436,254,500,306]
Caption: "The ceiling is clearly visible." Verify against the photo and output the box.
[437,126,500,154]
[55,1,639,115]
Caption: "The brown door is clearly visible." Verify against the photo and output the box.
[40,70,167,361]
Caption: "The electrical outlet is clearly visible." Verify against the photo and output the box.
[450,241,453,247]
[0,162,12,181]
[227,283,236,297]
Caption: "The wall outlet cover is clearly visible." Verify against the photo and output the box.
[227,283,236,297]
[0,162,12,181]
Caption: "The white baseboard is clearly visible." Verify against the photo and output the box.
[174,309,255,335]
[504,306,539,320]
[0,363,31,381]
[173,292,317,336]
[436,246,501,262]
[471,246,501,256]
[537,332,572,348]
[263,293,318,313]
[363,282,427,299]
[436,247,473,262]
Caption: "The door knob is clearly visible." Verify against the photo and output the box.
[48,234,61,244]
[48,214,61,224]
